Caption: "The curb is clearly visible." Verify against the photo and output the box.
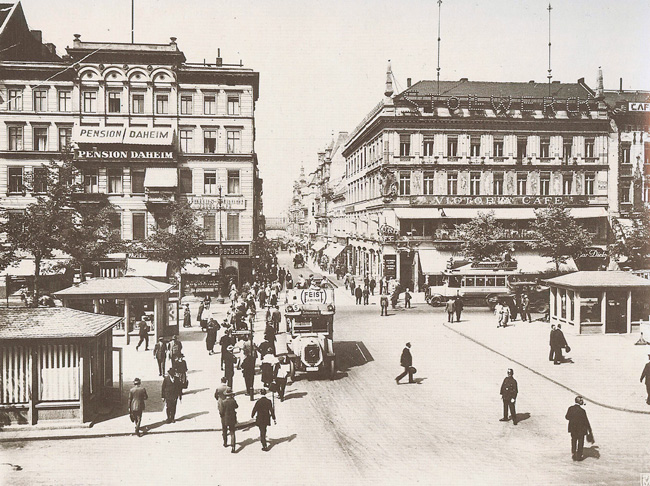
[443,322,650,415]
[0,426,223,443]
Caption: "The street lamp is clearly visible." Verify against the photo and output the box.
[216,185,225,303]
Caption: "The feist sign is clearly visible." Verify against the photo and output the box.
[299,289,329,305]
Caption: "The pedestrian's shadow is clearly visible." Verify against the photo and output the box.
[412,377,427,385]
[267,433,297,451]
[237,418,257,432]
[176,411,209,422]
[143,419,167,433]
[514,412,531,423]
[582,445,600,460]
[235,436,258,453]
[183,387,209,396]
[282,391,307,401]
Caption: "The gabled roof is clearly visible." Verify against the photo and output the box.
[54,276,174,297]
[545,271,650,288]
[0,307,121,339]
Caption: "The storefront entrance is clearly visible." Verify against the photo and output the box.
[605,291,628,333]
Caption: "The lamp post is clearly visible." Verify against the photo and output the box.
[216,185,225,303]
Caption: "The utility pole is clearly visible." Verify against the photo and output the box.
[436,0,442,96]
[217,185,225,303]
[547,3,553,96]
[131,0,134,44]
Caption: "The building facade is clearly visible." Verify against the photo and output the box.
[0,5,261,290]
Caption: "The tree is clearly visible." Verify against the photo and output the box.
[609,213,650,270]
[139,200,206,299]
[530,202,592,273]
[456,211,509,262]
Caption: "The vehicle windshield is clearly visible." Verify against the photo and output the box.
[288,315,330,334]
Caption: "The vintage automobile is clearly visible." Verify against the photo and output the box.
[486,281,550,314]
[426,267,516,307]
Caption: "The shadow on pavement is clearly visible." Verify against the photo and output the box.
[582,445,600,460]
[176,410,209,422]
[282,391,307,401]
[267,433,298,451]
[335,341,374,373]
[514,412,531,423]
[183,387,209,396]
[412,377,427,384]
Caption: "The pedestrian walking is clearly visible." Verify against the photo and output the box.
[172,354,189,395]
[446,299,456,323]
[261,353,278,388]
[241,352,256,399]
[548,324,556,361]
[183,304,192,328]
[220,329,235,371]
[153,337,167,376]
[135,320,150,351]
[521,294,532,322]
[362,286,370,305]
[271,305,282,333]
[197,300,205,323]
[224,345,236,388]
[350,278,356,297]
[404,288,412,309]
[274,356,290,401]
[251,388,276,451]
[221,387,239,453]
[214,376,228,417]
[454,296,464,322]
[128,378,148,437]
[355,286,362,305]
[169,335,183,360]
[380,293,389,316]
[395,342,415,384]
[640,354,650,405]
[206,321,219,355]
[203,294,211,310]
[552,324,569,365]
[565,396,594,461]
[499,368,518,425]
[369,277,376,295]
[499,302,511,327]
[161,369,182,424]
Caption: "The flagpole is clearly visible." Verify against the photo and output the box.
[131,0,135,44]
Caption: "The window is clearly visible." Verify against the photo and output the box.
[645,143,650,165]
[83,169,99,193]
[180,95,193,115]
[132,93,144,114]
[447,171,458,195]
[107,168,123,194]
[179,129,193,153]
[493,139,504,157]
[584,138,595,158]
[132,213,146,241]
[493,172,504,195]
[82,91,96,113]
[585,173,595,195]
[203,214,216,240]
[580,291,601,323]
[423,138,435,156]
[227,95,240,115]
[227,170,240,194]
[8,89,22,111]
[227,130,241,154]
[204,171,217,194]
[621,181,632,203]
[8,126,23,151]
[8,167,23,193]
[204,94,216,115]
[563,139,572,163]
[203,129,217,153]
[33,90,47,112]
[540,138,550,158]
[58,127,72,151]
[179,169,192,194]
[622,143,631,164]
[131,169,145,194]
[517,137,527,160]
[108,213,122,238]
[399,172,411,196]
[227,213,240,240]
[423,172,435,195]
[106,91,121,113]
[447,136,458,157]
[562,174,573,195]
[540,172,551,195]
[32,168,47,194]
[470,138,481,157]
[470,172,481,195]
[517,173,527,195]
[156,94,168,114]
[58,91,71,112]
[399,134,411,156]
[33,127,48,151]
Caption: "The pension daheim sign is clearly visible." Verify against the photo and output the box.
[72,126,173,146]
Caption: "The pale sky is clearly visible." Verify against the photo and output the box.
[21,0,650,216]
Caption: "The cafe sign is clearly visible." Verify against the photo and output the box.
[576,247,608,260]
[410,195,589,207]
[201,243,251,257]
[628,102,650,112]
[187,196,247,210]
[73,126,174,146]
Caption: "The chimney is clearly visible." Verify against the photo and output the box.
[216,48,222,67]
[384,60,394,98]
[619,77,623,93]
[407,78,411,88]
[30,30,42,43]
[596,67,604,99]
[45,43,56,56]
[73,34,81,47]
[169,36,177,47]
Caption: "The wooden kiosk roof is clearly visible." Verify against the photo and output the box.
[545,271,650,289]
[54,276,175,298]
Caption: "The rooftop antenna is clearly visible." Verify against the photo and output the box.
[547,3,552,95]
[131,0,134,43]
[436,0,442,96]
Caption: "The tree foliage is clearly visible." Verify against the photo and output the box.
[530,202,593,273]
[609,213,650,270]
[456,211,509,262]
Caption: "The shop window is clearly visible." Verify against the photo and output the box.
[58,91,71,112]
[58,127,72,151]
[131,169,145,194]
[180,94,193,115]
[179,169,192,194]
[108,91,121,113]
[227,213,240,240]
[8,89,22,111]
[399,134,411,156]
[227,170,240,194]
[33,127,48,151]
[8,167,24,193]
[204,94,216,115]
[83,169,99,194]
[204,129,217,153]
[132,93,145,114]
[470,172,480,195]
[227,95,240,115]
[580,291,602,323]
[631,291,650,322]
[132,213,146,241]
[203,214,216,240]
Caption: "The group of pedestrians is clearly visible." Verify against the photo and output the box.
[445,296,464,323]
[549,323,570,365]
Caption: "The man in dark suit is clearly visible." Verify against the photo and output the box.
[565,396,593,461]
[251,388,276,451]
[241,352,256,399]
[548,324,556,362]
[128,378,148,437]
[640,354,650,405]
[153,337,167,376]
[355,285,363,305]
[221,387,239,453]
[224,345,236,388]
[395,343,415,384]
[161,369,182,423]
[135,320,150,351]
[553,324,569,365]
[499,368,518,425]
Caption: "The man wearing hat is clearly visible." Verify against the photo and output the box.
[224,345,236,388]
[499,369,518,425]
[241,352,256,399]
[221,387,239,453]
[219,328,235,371]
[640,354,650,405]
[251,388,276,451]
[565,396,594,461]
[395,343,415,384]
[161,369,182,424]
[135,320,150,351]
[128,378,148,437]
[169,335,183,361]
[153,337,167,376]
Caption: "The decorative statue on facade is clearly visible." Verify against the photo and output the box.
[379,166,398,202]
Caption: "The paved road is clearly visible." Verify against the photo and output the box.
[2,253,649,485]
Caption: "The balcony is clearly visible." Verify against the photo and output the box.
[145,189,175,205]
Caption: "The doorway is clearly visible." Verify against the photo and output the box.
[605,290,628,333]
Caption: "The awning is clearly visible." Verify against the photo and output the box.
[443,208,537,220]
[567,207,608,218]
[1,259,67,277]
[514,252,577,274]
[394,208,441,219]
[183,257,222,275]
[312,241,327,252]
[394,207,608,220]
[323,244,346,260]
[418,249,453,275]
[144,168,178,188]
[125,258,168,278]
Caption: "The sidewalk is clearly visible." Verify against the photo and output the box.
[442,308,650,414]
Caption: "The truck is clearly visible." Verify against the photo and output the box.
[278,286,336,379]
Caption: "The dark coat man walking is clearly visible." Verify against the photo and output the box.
[135,320,150,351]
[640,354,650,405]
[221,388,239,453]
[454,296,464,322]
[499,368,518,425]
[565,396,593,461]
[206,322,219,355]
[380,293,389,316]
[128,378,148,437]
[241,353,256,399]
[445,299,456,323]
[153,337,167,376]
[552,324,569,365]
[355,286,363,305]
[161,370,182,423]
[395,343,415,384]
[251,388,276,451]
[224,345,236,388]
